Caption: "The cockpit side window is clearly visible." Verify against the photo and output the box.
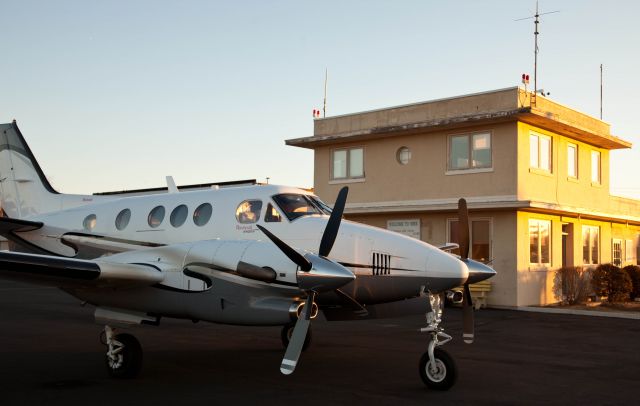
[309,196,333,215]
[272,194,322,221]
[264,203,282,222]
[236,200,263,224]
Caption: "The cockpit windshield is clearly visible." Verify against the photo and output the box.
[272,194,331,221]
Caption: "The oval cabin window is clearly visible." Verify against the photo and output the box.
[193,203,212,227]
[115,209,131,230]
[148,206,165,228]
[170,205,188,227]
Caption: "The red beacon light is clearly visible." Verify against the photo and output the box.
[521,73,530,85]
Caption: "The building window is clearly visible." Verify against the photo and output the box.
[447,218,492,263]
[567,143,578,178]
[625,239,635,264]
[530,132,552,172]
[591,150,601,183]
[582,226,599,265]
[612,239,623,267]
[448,132,491,170]
[529,219,551,265]
[332,147,364,179]
[396,146,411,165]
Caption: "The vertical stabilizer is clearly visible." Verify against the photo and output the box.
[0,121,102,218]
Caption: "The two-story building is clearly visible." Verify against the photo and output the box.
[286,87,640,308]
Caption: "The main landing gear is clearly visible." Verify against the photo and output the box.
[102,325,143,379]
[419,292,457,390]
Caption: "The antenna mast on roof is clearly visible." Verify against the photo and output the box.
[323,68,328,118]
[516,1,559,106]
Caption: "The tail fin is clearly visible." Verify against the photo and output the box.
[0,121,83,218]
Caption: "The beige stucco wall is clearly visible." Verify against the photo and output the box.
[517,122,612,208]
[345,210,517,308]
[516,210,640,307]
[315,122,518,205]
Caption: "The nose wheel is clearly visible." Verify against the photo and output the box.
[102,325,143,379]
[419,292,457,390]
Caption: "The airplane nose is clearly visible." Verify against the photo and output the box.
[426,250,469,287]
[464,259,497,284]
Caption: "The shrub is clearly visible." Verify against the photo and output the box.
[623,265,640,300]
[553,266,591,305]
[591,264,632,303]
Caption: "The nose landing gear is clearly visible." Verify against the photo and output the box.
[419,292,457,390]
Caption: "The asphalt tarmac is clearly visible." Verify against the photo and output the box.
[1,280,639,406]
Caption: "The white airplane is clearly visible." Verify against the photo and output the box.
[0,121,495,390]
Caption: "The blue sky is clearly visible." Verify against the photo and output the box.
[2,1,639,198]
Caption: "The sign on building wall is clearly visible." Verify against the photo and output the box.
[387,219,421,240]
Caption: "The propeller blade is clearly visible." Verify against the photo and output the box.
[335,288,368,317]
[280,292,316,375]
[458,198,470,261]
[257,225,312,272]
[319,186,349,258]
[462,283,474,344]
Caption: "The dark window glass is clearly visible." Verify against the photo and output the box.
[115,209,131,230]
[170,204,188,227]
[272,194,321,221]
[193,203,213,226]
[148,206,165,228]
[265,203,282,222]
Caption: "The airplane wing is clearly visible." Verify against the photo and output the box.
[0,251,164,289]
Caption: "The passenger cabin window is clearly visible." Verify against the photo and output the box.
[193,203,213,226]
[272,194,322,221]
[236,200,262,224]
[115,209,131,230]
[148,206,165,228]
[265,203,282,222]
[83,214,97,231]
[170,204,188,227]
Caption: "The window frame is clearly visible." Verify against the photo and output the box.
[331,146,365,180]
[447,131,493,172]
[530,132,552,172]
[612,238,623,267]
[446,217,493,263]
[591,150,601,184]
[582,225,600,265]
[567,143,578,178]
[528,219,551,266]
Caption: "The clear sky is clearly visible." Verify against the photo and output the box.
[2,0,639,198]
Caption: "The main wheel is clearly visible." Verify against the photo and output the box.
[105,333,143,379]
[281,323,312,351]
[419,348,457,390]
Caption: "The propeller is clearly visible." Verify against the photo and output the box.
[257,186,356,375]
[458,198,475,344]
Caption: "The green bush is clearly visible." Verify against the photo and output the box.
[553,266,591,305]
[623,265,640,300]
[591,264,632,303]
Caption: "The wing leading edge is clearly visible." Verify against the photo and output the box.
[0,251,164,288]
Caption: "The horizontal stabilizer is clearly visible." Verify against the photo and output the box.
[0,251,164,289]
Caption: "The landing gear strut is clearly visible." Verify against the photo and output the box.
[419,292,457,390]
[102,325,143,379]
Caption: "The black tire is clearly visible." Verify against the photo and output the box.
[105,333,143,379]
[281,323,312,352]
[419,348,457,390]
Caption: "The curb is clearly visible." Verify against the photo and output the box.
[517,306,640,320]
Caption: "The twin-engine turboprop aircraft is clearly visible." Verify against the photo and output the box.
[0,121,495,390]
